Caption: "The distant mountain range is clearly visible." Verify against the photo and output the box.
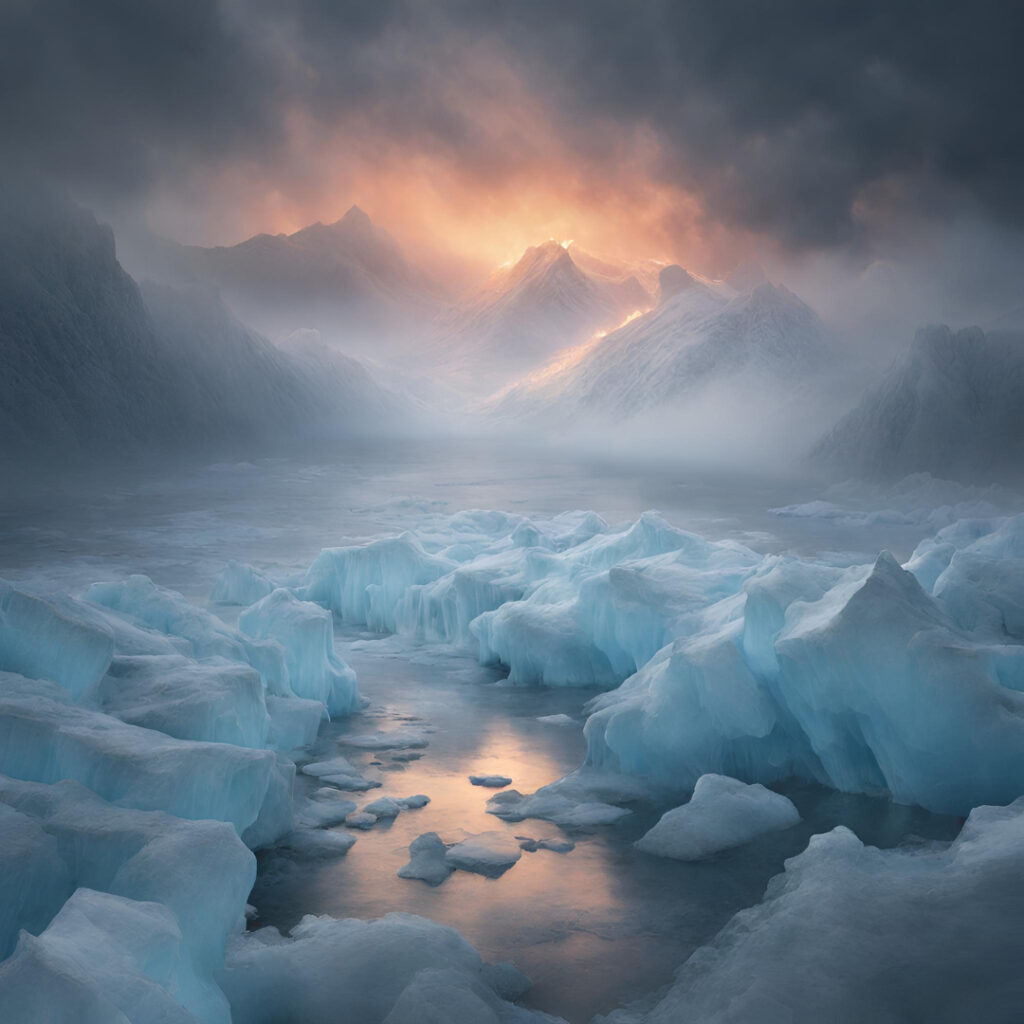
[491,264,832,421]
[811,324,1024,481]
[135,205,447,353]
[0,188,406,461]
[426,240,652,393]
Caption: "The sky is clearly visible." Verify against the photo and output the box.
[2,0,1023,307]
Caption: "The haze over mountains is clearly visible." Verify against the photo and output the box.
[133,205,447,357]
[3,181,1023,483]
[493,267,832,418]
[426,239,651,394]
[0,188,406,461]
[812,325,1024,482]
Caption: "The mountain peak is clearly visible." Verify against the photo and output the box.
[656,265,697,304]
[340,204,372,228]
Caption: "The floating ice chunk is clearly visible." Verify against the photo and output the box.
[239,588,358,716]
[0,672,289,839]
[635,775,800,861]
[390,751,423,762]
[445,831,522,877]
[536,714,576,726]
[469,774,512,788]
[397,832,453,886]
[617,798,1024,1024]
[0,889,198,1024]
[219,912,554,1024]
[210,563,275,606]
[344,811,378,829]
[486,771,642,828]
[341,729,428,750]
[364,796,403,818]
[301,755,362,778]
[396,794,430,810]
[516,836,575,854]
[322,774,382,792]
[95,654,270,748]
[294,791,357,828]
[0,579,113,699]
[277,829,357,859]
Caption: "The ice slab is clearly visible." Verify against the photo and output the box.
[445,831,522,878]
[469,774,513,788]
[635,775,800,860]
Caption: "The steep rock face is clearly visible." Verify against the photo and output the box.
[429,240,651,394]
[494,273,830,419]
[811,325,1024,481]
[0,188,405,460]
[0,188,183,451]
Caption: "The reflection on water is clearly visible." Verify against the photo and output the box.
[250,632,961,1024]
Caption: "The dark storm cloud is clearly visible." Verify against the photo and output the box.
[2,0,1021,250]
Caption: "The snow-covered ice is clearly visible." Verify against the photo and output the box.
[599,797,1024,1024]
[634,775,800,860]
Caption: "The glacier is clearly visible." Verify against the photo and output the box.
[289,508,1024,816]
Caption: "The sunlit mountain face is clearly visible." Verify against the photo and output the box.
[2,6,1024,1024]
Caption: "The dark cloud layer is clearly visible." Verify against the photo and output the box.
[1,0,1021,252]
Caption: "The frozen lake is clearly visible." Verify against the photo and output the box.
[0,440,992,1021]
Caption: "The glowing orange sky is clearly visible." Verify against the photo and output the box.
[146,64,753,282]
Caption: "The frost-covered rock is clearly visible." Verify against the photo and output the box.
[239,588,359,716]
[210,563,275,606]
[604,798,1024,1024]
[635,775,800,860]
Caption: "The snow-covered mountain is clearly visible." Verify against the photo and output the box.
[492,265,830,421]
[137,206,446,353]
[811,324,1024,481]
[0,189,406,460]
[427,240,651,394]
